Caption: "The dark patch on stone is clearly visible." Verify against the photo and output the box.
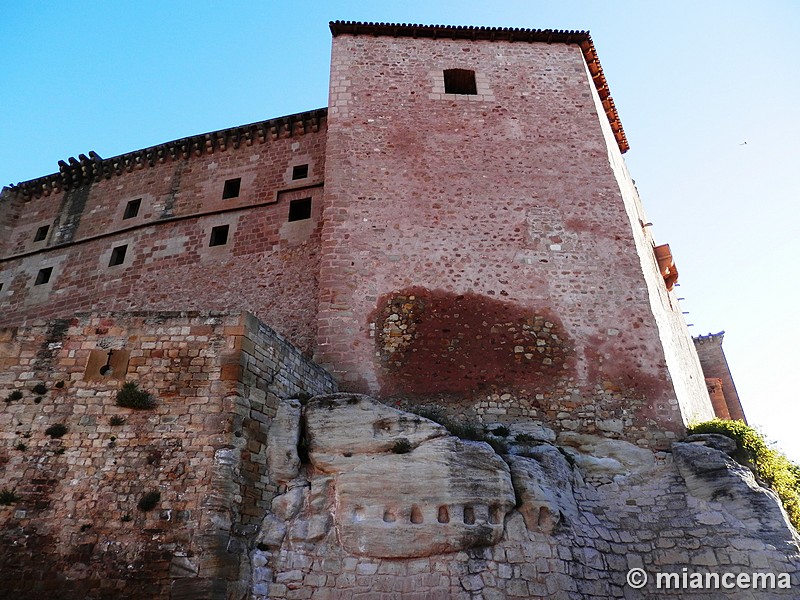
[52,183,91,244]
[161,159,188,218]
[373,287,574,395]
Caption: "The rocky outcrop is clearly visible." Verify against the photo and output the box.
[252,398,800,599]
[305,394,516,558]
[507,445,578,534]
[673,441,800,553]
[557,431,655,478]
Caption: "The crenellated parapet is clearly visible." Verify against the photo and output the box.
[3,108,327,200]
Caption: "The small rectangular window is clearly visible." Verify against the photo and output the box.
[0,282,4,292]
[123,198,141,219]
[222,178,241,199]
[444,69,477,95]
[109,244,128,267]
[209,225,230,247]
[288,198,312,222]
[292,164,309,180]
[35,267,53,286]
[33,225,49,242]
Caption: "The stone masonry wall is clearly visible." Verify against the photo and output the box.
[0,113,327,354]
[0,311,335,599]
[318,32,706,449]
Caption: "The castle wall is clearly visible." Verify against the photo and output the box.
[319,32,708,448]
[0,118,327,354]
[0,311,335,599]
[583,59,714,427]
[693,332,746,422]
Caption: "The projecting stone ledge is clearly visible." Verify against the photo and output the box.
[274,393,517,558]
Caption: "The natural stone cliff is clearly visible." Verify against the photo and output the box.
[252,394,800,599]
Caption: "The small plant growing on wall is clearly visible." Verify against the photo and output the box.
[15,442,27,451]
[116,381,156,410]
[0,489,21,505]
[391,438,412,454]
[490,425,510,437]
[31,383,47,395]
[109,416,126,426]
[137,490,161,512]
[5,390,23,403]
[45,423,68,438]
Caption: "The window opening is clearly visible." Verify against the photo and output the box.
[222,178,241,199]
[109,245,128,267]
[209,225,230,247]
[288,198,312,222]
[443,69,477,95]
[292,164,309,180]
[34,225,49,242]
[123,198,141,219]
[35,267,53,286]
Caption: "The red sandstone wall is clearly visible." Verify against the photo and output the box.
[319,33,692,445]
[0,119,326,354]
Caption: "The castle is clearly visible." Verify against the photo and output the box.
[0,21,790,600]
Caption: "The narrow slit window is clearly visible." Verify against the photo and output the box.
[288,198,312,222]
[443,69,477,95]
[209,225,230,247]
[0,282,4,292]
[35,267,53,286]
[292,164,309,180]
[222,178,241,199]
[123,198,141,219]
[33,225,49,242]
[108,244,128,267]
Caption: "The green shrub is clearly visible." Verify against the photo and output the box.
[116,382,156,410]
[15,442,27,451]
[0,489,20,505]
[391,438,412,454]
[688,419,800,530]
[490,426,510,437]
[109,416,126,426]
[45,423,68,438]
[31,383,47,395]
[486,438,509,455]
[5,390,23,403]
[514,433,537,444]
[137,490,161,512]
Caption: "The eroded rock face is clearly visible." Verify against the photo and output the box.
[266,398,303,484]
[557,432,655,478]
[673,441,800,553]
[508,445,578,534]
[305,394,516,558]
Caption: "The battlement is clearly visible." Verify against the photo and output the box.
[3,108,327,201]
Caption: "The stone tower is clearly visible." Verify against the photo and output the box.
[317,22,713,447]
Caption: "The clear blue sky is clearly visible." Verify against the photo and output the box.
[2,1,798,459]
